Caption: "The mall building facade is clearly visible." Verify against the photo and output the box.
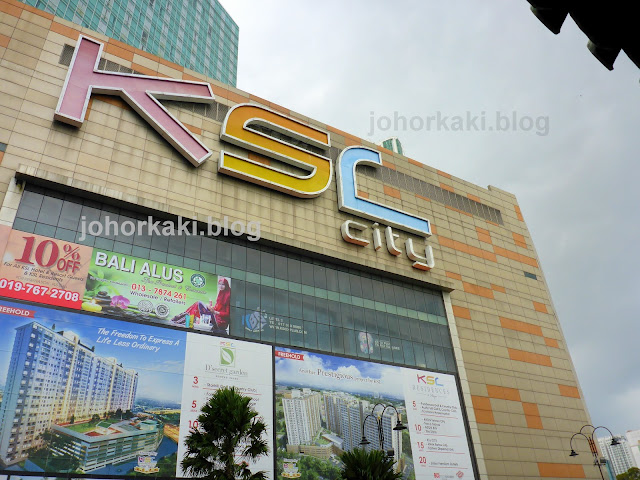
[0,1,598,479]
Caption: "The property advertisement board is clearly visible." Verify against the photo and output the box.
[274,348,475,480]
[0,299,273,478]
[83,249,231,334]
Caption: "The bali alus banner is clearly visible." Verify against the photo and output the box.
[83,249,231,334]
[0,229,92,309]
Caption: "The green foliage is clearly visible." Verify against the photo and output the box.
[275,453,341,480]
[339,448,402,480]
[618,467,640,480]
[181,386,269,480]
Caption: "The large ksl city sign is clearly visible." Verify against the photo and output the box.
[55,35,435,271]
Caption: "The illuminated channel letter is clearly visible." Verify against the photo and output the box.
[336,147,431,237]
[219,104,332,198]
[55,35,215,166]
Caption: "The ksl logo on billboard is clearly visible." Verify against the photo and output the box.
[55,36,435,272]
[417,374,444,386]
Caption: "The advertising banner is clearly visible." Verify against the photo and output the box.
[0,299,273,478]
[274,348,475,480]
[83,249,231,334]
[0,230,92,309]
[176,334,274,477]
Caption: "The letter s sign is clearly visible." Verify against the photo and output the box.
[219,104,332,198]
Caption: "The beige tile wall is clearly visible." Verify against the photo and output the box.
[0,1,599,477]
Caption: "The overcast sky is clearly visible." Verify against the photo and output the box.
[220,1,640,437]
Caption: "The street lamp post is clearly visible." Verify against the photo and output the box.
[359,403,407,459]
[568,424,620,480]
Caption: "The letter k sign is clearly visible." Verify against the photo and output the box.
[55,35,215,166]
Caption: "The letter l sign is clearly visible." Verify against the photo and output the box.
[55,35,215,166]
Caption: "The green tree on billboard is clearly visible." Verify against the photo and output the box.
[618,467,640,480]
[181,386,269,480]
[339,448,402,480]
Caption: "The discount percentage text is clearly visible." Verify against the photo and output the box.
[0,230,93,308]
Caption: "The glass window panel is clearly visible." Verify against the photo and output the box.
[148,249,166,263]
[414,290,428,312]
[287,257,301,284]
[245,282,260,311]
[364,309,378,334]
[340,303,353,329]
[302,294,315,322]
[372,280,385,301]
[376,311,389,336]
[413,343,426,368]
[200,236,217,263]
[315,297,328,325]
[337,271,351,295]
[343,329,357,357]
[317,324,331,351]
[397,316,411,340]
[36,197,63,226]
[402,340,416,366]
[274,288,288,316]
[275,316,290,345]
[403,287,417,311]
[12,218,35,233]
[216,240,232,267]
[348,273,362,298]
[327,300,340,327]
[288,291,302,319]
[300,261,314,286]
[289,318,305,347]
[368,334,381,361]
[260,319,275,343]
[229,307,245,338]
[423,344,437,369]
[325,267,338,292]
[444,347,457,373]
[313,264,327,289]
[150,227,169,251]
[304,321,317,350]
[352,306,365,332]
[54,228,76,243]
[434,346,447,371]
[386,315,399,338]
[382,282,396,306]
[168,233,185,255]
[420,322,432,345]
[112,241,132,255]
[58,200,83,230]
[360,275,374,301]
[430,324,443,347]
[439,325,453,348]
[231,244,247,270]
[31,222,55,237]
[260,285,274,314]
[274,254,288,280]
[16,190,44,221]
[393,284,406,308]
[261,251,275,277]
[391,338,404,364]
[379,335,393,362]
[184,235,202,259]
[243,309,261,341]
[330,326,344,354]
[232,279,246,309]
[245,247,259,273]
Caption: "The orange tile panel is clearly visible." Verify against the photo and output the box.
[268,102,289,115]
[525,414,544,429]
[436,169,452,179]
[452,305,471,319]
[183,72,206,83]
[383,185,401,199]
[491,284,506,293]
[408,158,423,167]
[158,57,184,71]
[445,271,462,280]
[105,43,134,62]
[107,37,135,53]
[439,182,455,192]
[515,205,524,221]
[438,236,497,262]
[0,0,22,16]
[430,225,437,235]
[50,21,79,40]
[0,151,4,165]
[381,159,396,170]
[499,317,543,337]
[467,193,481,202]
[474,409,495,424]
[184,123,202,135]
[513,232,527,248]
[462,282,494,299]
[533,301,548,313]
[508,348,552,367]
[0,34,9,48]
[486,385,521,402]
[544,337,559,348]
[493,246,539,268]
[416,194,431,202]
[558,384,581,398]
[357,190,369,199]
[248,152,270,166]
[538,463,585,478]
[471,395,492,411]
[131,63,159,76]
[94,94,128,110]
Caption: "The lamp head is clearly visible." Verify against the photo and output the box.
[611,437,620,446]
[393,420,407,431]
[569,449,578,457]
[386,449,395,458]
[360,436,370,446]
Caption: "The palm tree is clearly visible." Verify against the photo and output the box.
[181,386,269,480]
[339,448,403,480]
